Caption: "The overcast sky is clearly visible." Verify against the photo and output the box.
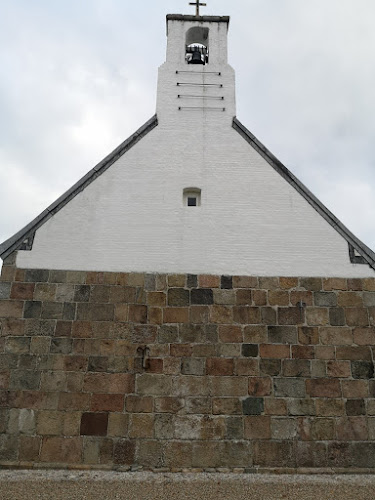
[1,0,375,265]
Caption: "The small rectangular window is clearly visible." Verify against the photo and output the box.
[188,197,197,207]
[183,187,201,206]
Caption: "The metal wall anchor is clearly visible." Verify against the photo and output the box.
[136,346,150,370]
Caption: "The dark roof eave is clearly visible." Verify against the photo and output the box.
[0,114,159,261]
[166,14,230,34]
[232,117,375,271]
[167,14,230,23]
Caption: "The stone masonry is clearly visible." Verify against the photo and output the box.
[1,252,375,471]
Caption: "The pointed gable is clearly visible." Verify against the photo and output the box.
[1,14,374,278]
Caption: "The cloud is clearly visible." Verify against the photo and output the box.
[0,0,156,244]
[231,0,375,249]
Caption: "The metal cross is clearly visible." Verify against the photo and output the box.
[189,0,207,16]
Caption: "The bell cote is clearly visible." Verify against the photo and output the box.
[156,14,235,122]
[165,15,230,67]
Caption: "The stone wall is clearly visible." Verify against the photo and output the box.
[1,253,375,471]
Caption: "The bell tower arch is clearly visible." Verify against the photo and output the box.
[185,26,209,65]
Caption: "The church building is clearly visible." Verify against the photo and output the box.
[0,3,375,472]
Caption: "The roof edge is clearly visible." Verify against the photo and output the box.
[167,14,230,23]
[0,114,159,261]
[232,117,375,271]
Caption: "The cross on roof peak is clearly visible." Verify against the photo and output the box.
[189,0,207,16]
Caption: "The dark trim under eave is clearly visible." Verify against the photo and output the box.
[0,115,159,261]
[166,14,230,23]
[232,117,375,272]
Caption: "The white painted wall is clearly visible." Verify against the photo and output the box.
[16,18,375,277]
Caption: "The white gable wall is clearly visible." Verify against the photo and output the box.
[15,18,375,277]
[16,121,375,277]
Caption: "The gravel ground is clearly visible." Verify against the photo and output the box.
[0,471,375,500]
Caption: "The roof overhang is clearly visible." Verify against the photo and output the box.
[166,14,230,35]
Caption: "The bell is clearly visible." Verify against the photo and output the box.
[189,49,205,65]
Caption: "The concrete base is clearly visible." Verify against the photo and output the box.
[1,471,375,500]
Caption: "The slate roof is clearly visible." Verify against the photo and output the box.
[1,113,374,271]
